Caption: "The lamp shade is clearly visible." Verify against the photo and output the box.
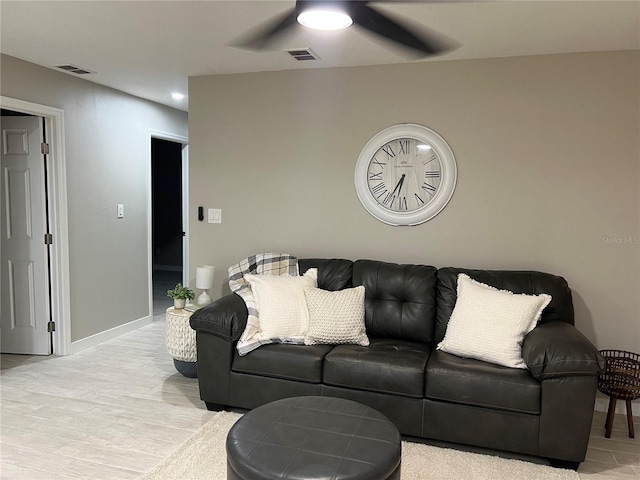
[196,265,215,289]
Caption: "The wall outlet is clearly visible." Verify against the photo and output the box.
[208,208,221,224]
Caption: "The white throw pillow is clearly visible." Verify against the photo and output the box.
[437,274,551,369]
[304,286,369,346]
[245,269,318,343]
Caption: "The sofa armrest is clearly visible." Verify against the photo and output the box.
[189,293,247,342]
[523,321,605,380]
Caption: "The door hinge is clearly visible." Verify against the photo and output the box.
[47,321,56,333]
[41,142,50,155]
[44,233,53,245]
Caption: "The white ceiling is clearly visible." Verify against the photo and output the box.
[1,1,638,112]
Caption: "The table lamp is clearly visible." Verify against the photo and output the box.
[196,265,215,305]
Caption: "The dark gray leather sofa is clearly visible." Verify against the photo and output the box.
[190,259,605,467]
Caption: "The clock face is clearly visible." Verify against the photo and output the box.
[366,137,442,214]
[354,124,457,226]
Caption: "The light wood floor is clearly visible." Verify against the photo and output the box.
[1,314,638,479]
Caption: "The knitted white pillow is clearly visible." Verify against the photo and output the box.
[303,286,369,346]
[437,274,551,369]
[245,269,318,343]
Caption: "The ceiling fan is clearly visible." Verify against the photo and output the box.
[233,0,455,58]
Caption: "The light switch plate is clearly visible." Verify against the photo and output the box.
[208,208,222,224]
[117,204,125,218]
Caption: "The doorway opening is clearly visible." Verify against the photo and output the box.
[151,138,185,316]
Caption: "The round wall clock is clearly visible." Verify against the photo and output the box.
[354,124,457,226]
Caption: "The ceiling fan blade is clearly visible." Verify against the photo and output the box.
[231,8,298,51]
[352,3,453,57]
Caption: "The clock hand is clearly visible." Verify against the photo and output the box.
[389,174,406,198]
[384,174,406,207]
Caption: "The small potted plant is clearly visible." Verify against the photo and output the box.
[167,283,195,310]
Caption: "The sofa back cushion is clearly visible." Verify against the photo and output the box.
[435,268,574,345]
[299,259,353,291]
[353,260,438,345]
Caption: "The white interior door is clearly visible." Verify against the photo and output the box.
[1,116,51,355]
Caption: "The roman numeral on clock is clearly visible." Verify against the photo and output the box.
[399,140,410,155]
[422,154,437,165]
[383,191,395,206]
[369,172,383,181]
[422,183,437,195]
[425,171,441,178]
[382,145,396,158]
[371,182,387,198]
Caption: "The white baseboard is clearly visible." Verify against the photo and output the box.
[71,315,153,354]
[594,392,640,416]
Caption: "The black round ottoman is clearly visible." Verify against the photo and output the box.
[226,396,401,480]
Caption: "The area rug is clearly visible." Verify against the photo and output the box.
[141,411,579,480]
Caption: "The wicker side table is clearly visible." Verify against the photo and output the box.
[165,307,197,378]
[598,349,640,438]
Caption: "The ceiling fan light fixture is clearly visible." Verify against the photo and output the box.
[297,9,353,31]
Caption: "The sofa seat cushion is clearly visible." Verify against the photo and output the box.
[425,351,541,414]
[323,339,430,398]
[232,343,334,383]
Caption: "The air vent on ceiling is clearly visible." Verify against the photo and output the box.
[54,64,95,75]
[284,48,320,61]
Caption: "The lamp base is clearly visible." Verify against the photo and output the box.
[197,290,212,306]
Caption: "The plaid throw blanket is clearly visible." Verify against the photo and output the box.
[229,253,299,356]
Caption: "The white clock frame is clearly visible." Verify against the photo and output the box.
[354,124,457,226]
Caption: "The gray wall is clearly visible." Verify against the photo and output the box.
[189,50,639,352]
[1,54,188,342]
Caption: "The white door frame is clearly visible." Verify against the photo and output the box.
[1,96,72,356]
[148,130,189,317]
